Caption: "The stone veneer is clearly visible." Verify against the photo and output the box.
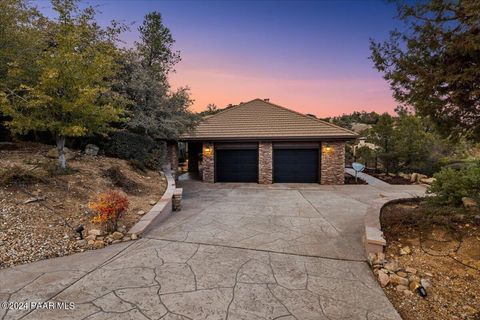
[258,142,273,184]
[320,142,345,185]
[202,142,215,183]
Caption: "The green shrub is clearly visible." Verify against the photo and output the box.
[428,161,480,205]
[102,131,166,170]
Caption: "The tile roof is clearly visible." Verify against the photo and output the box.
[182,99,357,140]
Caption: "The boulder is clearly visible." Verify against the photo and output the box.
[84,144,99,156]
[396,285,408,292]
[421,278,432,289]
[85,234,96,242]
[385,260,401,272]
[410,173,418,183]
[88,229,103,237]
[462,197,478,209]
[400,246,411,255]
[46,147,76,160]
[111,231,124,241]
[389,274,409,286]
[93,240,105,249]
[419,177,436,185]
[377,270,389,287]
[406,267,417,274]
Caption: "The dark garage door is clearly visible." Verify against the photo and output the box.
[273,149,319,183]
[216,149,258,182]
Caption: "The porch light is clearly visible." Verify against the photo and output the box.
[323,145,333,153]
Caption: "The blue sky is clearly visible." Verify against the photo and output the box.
[35,0,402,116]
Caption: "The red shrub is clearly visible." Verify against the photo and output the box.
[89,190,129,232]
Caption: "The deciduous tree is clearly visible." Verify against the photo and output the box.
[0,0,127,169]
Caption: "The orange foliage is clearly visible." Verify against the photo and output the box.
[89,190,129,231]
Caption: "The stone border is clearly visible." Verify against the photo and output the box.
[364,197,423,257]
[128,168,176,236]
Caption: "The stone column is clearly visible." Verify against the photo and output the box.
[202,142,215,183]
[320,142,345,185]
[258,142,272,184]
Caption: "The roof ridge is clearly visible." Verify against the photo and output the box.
[251,98,357,136]
[199,100,255,121]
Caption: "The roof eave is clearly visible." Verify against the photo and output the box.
[180,134,358,142]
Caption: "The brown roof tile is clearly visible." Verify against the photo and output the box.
[182,99,357,140]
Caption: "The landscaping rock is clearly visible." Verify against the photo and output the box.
[410,173,418,183]
[421,278,432,289]
[400,246,411,255]
[87,240,95,245]
[396,285,408,292]
[385,260,401,272]
[88,229,103,237]
[76,239,87,247]
[420,177,435,185]
[462,197,478,209]
[149,200,156,205]
[112,240,121,244]
[390,274,409,286]
[117,226,127,233]
[377,270,390,287]
[137,210,146,216]
[85,234,96,242]
[122,236,130,241]
[406,267,417,274]
[84,144,99,156]
[397,271,408,278]
[46,147,76,160]
[93,240,105,249]
[111,231,124,241]
[130,233,138,240]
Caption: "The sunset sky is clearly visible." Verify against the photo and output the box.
[37,0,402,117]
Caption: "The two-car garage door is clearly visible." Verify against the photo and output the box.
[215,143,320,183]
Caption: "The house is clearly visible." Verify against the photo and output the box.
[181,99,357,184]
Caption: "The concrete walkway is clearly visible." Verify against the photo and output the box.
[345,168,391,187]
[0,181,426,320]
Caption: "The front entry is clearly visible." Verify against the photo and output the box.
[273,149,319,183]
[215,149,258,182]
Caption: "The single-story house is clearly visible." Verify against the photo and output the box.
[181,98,357,184]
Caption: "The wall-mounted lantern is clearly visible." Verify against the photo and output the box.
[203,145,213,157]
[323,145,334,154]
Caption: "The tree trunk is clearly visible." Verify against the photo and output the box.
[56,135,66,170]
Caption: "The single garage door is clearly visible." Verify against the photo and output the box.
[216,149,258,182]
[273,149,319,183]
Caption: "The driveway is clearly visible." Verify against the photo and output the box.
[0,180,426,320]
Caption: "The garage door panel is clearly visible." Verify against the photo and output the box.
[216,149,258,182]
[273,149,319,183]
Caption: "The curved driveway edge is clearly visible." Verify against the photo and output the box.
[0,181,426,320]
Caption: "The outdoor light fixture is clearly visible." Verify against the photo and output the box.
[75,225,84,239]
[205,146,211,152]
[323,146,333,153]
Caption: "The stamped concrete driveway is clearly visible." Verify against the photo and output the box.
[0,180,425,320]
